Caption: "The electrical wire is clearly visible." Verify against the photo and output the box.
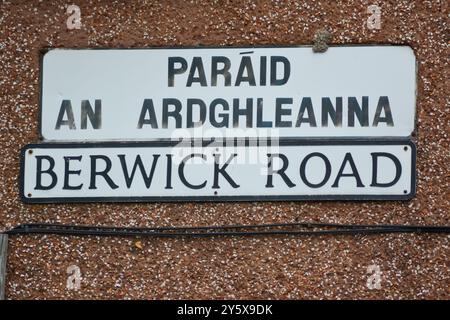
[6,222,450,238]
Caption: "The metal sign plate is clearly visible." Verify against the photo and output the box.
[39,46,416,141]
[20,140,416,203]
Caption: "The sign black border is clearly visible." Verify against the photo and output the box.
[19,139,417,204]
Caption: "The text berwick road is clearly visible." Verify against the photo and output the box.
[20,140,416,203]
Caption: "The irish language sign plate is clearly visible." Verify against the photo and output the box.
[20,140,416,203]
[39,46,416,141]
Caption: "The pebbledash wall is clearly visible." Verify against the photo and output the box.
[0,1,448,299]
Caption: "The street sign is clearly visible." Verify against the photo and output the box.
[20,140,416,203]
[39,46,416,141]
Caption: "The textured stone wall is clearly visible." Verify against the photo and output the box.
[0,0,448,299]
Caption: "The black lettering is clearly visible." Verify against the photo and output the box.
[187,57,207,87]
[162,98,182,128]
[373,96,394,126]
[168,57,187,87]
[233,98,253,128]
[270,56,290,86]
[55,100,76,129]
[178,154,207,189]
[275,98,292,127]
[137,99,158,128]
[235,56,256,86]
[348,96,369,127]
[266,154,296,188]
[211,56,231,86]
[295,97,317,127]
[81,99,101,129]
[256,98,272,127]
[260,56,267,86]
[63,156,83,190]
[300,153,331,188]
[331,153,364,188]
[212,154,239,188]
[118,154,160,188]
[165,154,173,189]
[322,97,343,127]
[89,155,119,189]
[370,152,402,187]
[35,155,57,190]
[210,99,229,128]
[187,99,206,128]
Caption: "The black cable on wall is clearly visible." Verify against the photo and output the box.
[6,222,450,238]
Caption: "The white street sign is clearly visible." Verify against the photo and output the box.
[40,46,416,141]
[21,140,416,203]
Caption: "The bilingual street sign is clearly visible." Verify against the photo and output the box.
[20,140,416,203]
[23,46,417,203]
[39,46,416,141]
